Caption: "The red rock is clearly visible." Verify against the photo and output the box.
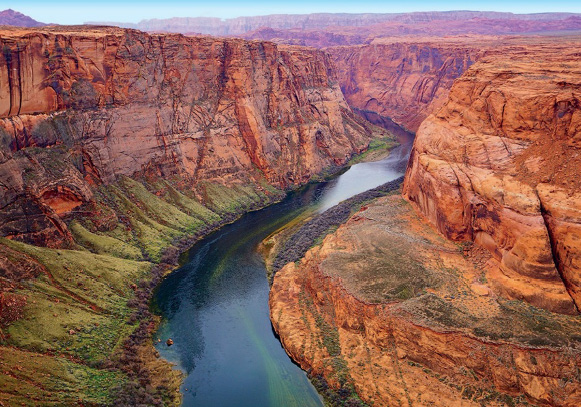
[0,26,374,246]
[403,40,581,313]
[271,195,581,406]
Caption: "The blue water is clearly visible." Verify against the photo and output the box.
[153,119,413,407]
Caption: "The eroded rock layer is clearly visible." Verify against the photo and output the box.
[327,37,522,131]
[403,40,581,313]
[271,195,581,407]
[0,26,376,247]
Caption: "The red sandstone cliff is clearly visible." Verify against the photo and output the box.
[327,37,492,131]
[403,40,581,313]
[0,26,376,247]
[271,195,581,407]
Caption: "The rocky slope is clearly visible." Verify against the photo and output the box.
[271,195,581,407]
[0,25,376,247]
[0,26,381,405]
[403,39,581,314]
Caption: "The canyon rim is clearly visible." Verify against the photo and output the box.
[1,3,581,407]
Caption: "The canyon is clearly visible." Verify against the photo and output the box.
[270,35,581,406]
[0,26,378,247]
[0,9,580,407]
[0,25,381,405]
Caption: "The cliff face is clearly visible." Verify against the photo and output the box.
[403,42,581,313]
[327,38,494,131]
[92,11,581,36]
[271,195,581,407]
[0,26,374,247]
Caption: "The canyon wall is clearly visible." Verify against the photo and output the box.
[91,11,581,36]
[327,37,498,131]
[0,26,383,405]
[0,26,376,247]
[270,35,581,407]
[271,195,581,407]
[403,41,581,313]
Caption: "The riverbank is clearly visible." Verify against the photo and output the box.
[0,177,286,406]
[149,129,408,406]
[0,125,396,405]
[270,194,581,406]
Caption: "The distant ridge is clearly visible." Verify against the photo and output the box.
[0,9,45,27]
[87,11,581,36]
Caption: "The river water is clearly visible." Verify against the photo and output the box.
[153,117,413,407]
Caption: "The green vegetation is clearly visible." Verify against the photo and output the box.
[0,346,125,406]
[348,137,397,165]
[298,291,369,407]
[0,171,285,406]
[2,239,150,361]
[199,180,282,215]
[69,221,143,260]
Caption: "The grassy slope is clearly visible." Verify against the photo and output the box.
[0,176,282,406]
[0,128,392,405]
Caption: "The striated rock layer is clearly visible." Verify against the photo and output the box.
[328,37,491,131]
[403,40,581,314]
[0,26,376,247]
[92,11,581,36]
[271,195,581,407]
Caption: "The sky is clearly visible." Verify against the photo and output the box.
[5,1,581,25]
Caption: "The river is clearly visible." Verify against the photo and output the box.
[153,117,413,407]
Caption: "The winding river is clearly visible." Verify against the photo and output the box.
[153,117,413,407]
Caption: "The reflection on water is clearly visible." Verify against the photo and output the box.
[153,115,414,407]
[318,141,412,211]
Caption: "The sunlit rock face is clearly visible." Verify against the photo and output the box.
[403,41,581,314]
[0,26,374,247]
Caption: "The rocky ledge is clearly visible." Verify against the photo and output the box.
[403,39,581,314]
[271,195,581,406]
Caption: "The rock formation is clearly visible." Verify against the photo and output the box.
[403,40,581,314]
[271,195,581,406]
[0,26,376,247]
[270,35,581,407]
[328,37,493,131]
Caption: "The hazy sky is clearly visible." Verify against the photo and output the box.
[6,1,581,25]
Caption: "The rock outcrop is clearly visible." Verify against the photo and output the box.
[328,37,492,131]
[0,9,44,27]
[0,26,376,247]
[271,195,581,407]
[403,41,581,313]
